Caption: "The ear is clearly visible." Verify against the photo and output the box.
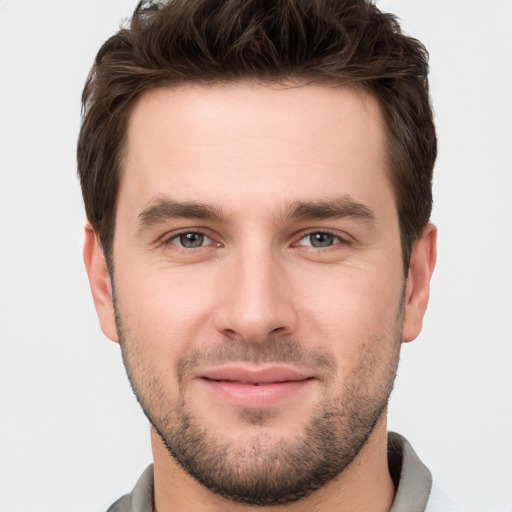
[83,223,119,343]
[402,223,437,343]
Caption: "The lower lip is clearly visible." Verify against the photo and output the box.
[200,378,313,408]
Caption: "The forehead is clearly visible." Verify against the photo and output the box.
[121,82,393,214]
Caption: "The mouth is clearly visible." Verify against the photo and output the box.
[197,366,315,408]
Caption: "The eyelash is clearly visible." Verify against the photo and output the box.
[161,230,220,250]
[293,230,350,249]
[160,229,351,251]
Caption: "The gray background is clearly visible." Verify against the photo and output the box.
[0,0,511,510]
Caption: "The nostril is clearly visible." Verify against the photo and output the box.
[222,328,245,341]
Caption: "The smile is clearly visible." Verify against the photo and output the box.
[197,366,315,408]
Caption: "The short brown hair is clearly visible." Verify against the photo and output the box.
[77,0,436,272]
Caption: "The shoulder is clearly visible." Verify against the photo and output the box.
[105,465,154,512]
[106,494,132,512]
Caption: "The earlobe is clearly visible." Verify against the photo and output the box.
[402,223,437,343]
[83,224,119,343]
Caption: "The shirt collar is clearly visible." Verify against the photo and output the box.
[116,432,432,512]
[388,431,433,512]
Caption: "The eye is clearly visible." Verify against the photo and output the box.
[296,232,343,248]
[169,232,213,249]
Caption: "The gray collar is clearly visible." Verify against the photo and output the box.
[107,432,432,512]
[388,432,432,512]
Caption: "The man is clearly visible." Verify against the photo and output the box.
[78,0,442,510]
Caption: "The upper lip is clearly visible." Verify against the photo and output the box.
[198,366,312,384]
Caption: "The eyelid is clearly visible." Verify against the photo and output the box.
[156,227,352,250]
[159,228,222,248]
[170,232,212,248]
[292,229,353,247]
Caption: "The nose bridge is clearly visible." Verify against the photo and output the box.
[215,240,296,343]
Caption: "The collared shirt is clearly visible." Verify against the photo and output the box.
[106,432,443,512]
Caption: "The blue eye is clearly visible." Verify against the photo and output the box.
[170,232,210,248]
[297,232,340,248]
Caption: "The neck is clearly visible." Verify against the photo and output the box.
[151,416,395,512]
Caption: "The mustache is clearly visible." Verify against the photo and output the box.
[176,338,337,380]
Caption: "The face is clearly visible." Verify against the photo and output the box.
[86,83,433,505]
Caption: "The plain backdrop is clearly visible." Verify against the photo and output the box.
[0,0,511,511]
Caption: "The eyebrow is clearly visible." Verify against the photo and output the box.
[137,196,229,230]
[137,194,375,231]
[280,196,376,224]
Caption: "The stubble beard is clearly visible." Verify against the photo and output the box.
[114,296,403,506]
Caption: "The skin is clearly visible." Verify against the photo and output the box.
[84,82,436,512]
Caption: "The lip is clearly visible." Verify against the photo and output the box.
[197,365,314,408]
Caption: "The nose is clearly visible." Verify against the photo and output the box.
[213,248,298,344]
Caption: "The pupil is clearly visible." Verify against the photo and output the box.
[180,233,204,248]
[311,233,334,247]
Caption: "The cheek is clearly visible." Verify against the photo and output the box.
[114,265,219,362]
[302,266,401,314]
[293,265,403,355]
